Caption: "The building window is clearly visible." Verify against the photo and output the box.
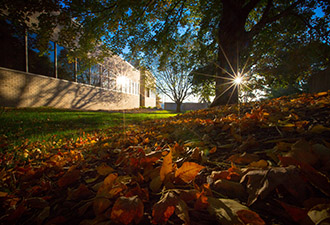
[146,88,150,97]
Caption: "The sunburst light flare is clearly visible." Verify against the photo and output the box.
[234,75,243,85]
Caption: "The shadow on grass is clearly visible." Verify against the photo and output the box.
[0,107,177,148]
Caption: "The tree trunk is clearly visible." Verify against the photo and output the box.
[210,1,250,107]
[176,102,182,113]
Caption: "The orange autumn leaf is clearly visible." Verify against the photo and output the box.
[175,162,205,183]
[104,173,118,186]
[209,146,217,154]
[228,152,260,164]
[160,151,173,182]
[110,196,144,225]
[97,173,118,197]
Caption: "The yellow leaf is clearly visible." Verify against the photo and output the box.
[249,160,269,169]
[175,162,205,183]
[160,151,173,182]
[316,91,328,97]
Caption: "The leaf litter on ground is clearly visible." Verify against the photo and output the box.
[1,91,330,224]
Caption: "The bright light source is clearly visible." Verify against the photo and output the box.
[117,76,126,86]
[234,76,242,85]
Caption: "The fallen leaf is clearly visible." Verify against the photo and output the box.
[160,150,173,182]
[110,196,144,225]
[68,183,94,200]
[195,191,209,210]
[228,152,260,164]
[308,204,330,224]
[208,197,265,225]
[150,175,162,193]
[236,209,266,225]
[57,168,81,188]
[93,197,111,215]
[279,156,330,197]
[316,91,328,97]
[286,139,318,166]
[241,166,308,205]
[309,125,330,134]
[5,203,26,223]
[209,146,217,154]
[191,147,201,161]
[248,160,269,169]
[125,186,149,202]
[26,197,49,209]
[278,200,309,223]
[175,162,205,183]
[213,179,246,199]
[96,163,114,176]
[179,189,198,203]
[152,192,189,225]
[0,191,8,197]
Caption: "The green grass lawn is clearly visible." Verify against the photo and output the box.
[0,107,177,149]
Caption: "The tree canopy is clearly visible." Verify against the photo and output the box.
[1,0,329,104]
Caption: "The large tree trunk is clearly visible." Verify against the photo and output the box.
[210,1,250,107]
[175,101,182,113]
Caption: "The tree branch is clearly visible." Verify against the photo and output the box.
[249,0,305,37]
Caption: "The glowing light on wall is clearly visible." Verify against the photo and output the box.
[116,75,126,86]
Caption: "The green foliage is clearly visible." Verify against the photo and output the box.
[2,0,330,105]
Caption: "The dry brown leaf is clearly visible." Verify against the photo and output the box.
[228,152,260,164]
[110,196,144,225]
[236,209,266,225]
[241,166,308,205]
[279,156,330,197]
[57,168,81,188]
[191,147,201,161]
[278,200,309,223]
[150,175,162,193]
[286,139,318,166]
[68,183,94,200]
[213,179,246,199]
[152,192,190,225]
[93,197,111,215]
[207,197,265,225]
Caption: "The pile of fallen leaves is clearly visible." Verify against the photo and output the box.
[1,91,330,225]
